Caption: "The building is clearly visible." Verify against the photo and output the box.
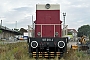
[67,29,77,41]
[0,25,21,40]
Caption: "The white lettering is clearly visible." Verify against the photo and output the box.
[42,38,53,41]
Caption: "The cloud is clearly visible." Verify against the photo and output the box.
[14,7,31,11]
[0,0,90,30]
[77,20,84,23]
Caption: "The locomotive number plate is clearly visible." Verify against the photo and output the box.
[42,38,53,42]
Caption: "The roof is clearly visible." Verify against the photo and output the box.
[36,4,60,10]
[68,29,77,33]
[0,25,21,35]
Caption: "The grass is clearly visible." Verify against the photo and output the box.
[63,49,90,60]
[0,42,30,60]
[0,41,90,60]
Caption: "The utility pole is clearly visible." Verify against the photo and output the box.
[28,25,30,37]
[15,21,17,29]
[28,15,34,37]
[63,12,66,36]
[1,20,2,26]
[32,15,34,37]
[32,15,34,29]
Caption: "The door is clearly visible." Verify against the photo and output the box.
[42,15,54,37]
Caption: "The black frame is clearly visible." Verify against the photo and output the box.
[27,37,68,58]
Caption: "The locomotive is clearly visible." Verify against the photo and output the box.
[27,4,68,59]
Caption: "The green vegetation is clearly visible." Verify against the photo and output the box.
[77,25,90,37]
[0,42,30,60]
[14,28,19,31]
[0,42,90,60]
[0,30,2,33]
[19,28,27,34]
[63,49,90,60]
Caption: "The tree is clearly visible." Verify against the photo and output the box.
[14,28,19,31]
[19,28,27,34]
[77,25,90,37]
[0,30,2,33]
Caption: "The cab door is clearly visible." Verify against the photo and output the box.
[42,16,54,37]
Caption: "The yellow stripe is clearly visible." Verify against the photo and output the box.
[45,54,48,55]
[50,54,54,55]
[56,52,60,53]
[33,52,36,53]
[39,56,42,57]
[57,54,60,55]
[44,52,47,53]
[39,52,43,53]
[45,56,48,57]
[39,54,42,55]
[50,56,54,57]
[50,52,54,53]
[33,56,36,57]
[32,54,36,55]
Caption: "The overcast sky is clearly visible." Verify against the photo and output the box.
[0,0,90,30]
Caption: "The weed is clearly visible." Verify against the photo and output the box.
[0,42,90,60]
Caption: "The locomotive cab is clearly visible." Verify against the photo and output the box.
[28,4,68,59]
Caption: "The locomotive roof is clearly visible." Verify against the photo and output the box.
[36,4,60,10]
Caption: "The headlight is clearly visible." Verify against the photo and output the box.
[31,41,38,48]
[55,32,59,36]
[58,41,65,48]
[45,4,50,9]
[37,32,41,36]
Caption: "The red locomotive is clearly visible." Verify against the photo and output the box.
[28,4,68,59]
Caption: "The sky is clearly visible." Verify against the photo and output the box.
[0,0,90,31]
